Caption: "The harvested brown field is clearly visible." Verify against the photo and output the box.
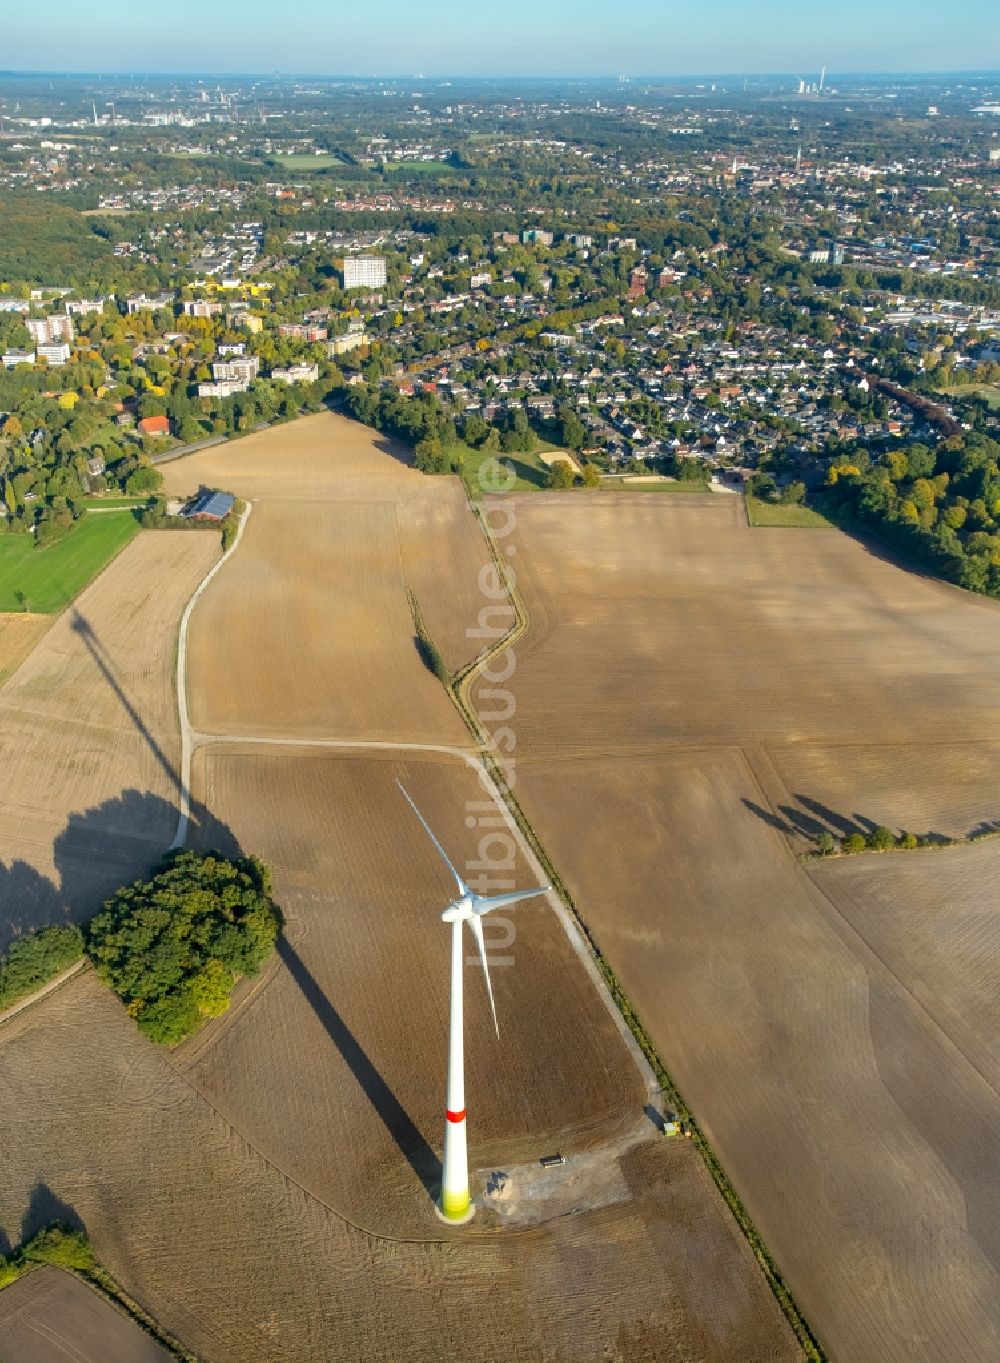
[185,499,467,745]
[0,531,219,950]
[0,967,797,1362]
[180,745,644,1238]
[0,614,50,686]
[812,838,1000,1094]
[161,411,492,673]
[0,1266,174,1363]
[763,740,1000,850]
[0,425,801,1362]
[489,492,1000,756]
[478,491,1000,1362]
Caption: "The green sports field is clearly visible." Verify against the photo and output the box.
[0,512,139,613]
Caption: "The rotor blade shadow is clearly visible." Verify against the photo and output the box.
[277,936,442,1198]
[69,609,181,797]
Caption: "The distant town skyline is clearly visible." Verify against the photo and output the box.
[4,0,999,79]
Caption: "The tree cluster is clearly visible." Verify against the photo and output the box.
[343,383,461,474]
[86,851,283,1045]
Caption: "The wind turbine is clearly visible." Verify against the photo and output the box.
[397,780,549,1222]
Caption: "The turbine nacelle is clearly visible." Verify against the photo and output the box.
[442,897,472,923]
[397,780,550,1037]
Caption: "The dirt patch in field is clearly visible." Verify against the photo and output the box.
[478,492,1000,1361]
[0,614,50,686]
[0,532,219,949]
[0,1266,174,1363]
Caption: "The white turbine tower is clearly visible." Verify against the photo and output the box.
[398,781,549,1222]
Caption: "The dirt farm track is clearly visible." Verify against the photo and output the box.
[0,415,798,1363]
[482,491,1000,1362]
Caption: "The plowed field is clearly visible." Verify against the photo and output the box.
[0,1266,174,1363]
[483,491,1000,1362]
[0,428,800,1363]
[161,411,492,674]
[0,614,49,686]
[185,499,467,744]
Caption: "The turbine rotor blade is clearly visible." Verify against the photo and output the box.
[468,912,499,1039]
[396,780,468,896]
[472,885,550,915]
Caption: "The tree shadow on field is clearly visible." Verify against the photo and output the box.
[741,800,794,836]
[16,1183,85,1249]
[277,936,442,1199]
[743,791,963,849]
[0,791,244,955]
[372,434,416,470]
[0,861,64,957]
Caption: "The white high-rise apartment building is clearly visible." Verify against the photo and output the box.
[343,255,387,290]
[26,314,74,345]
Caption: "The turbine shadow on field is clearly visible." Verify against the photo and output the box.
[277,936,442,1198]
[70,610,181,796]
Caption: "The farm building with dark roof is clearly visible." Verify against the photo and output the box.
[182,488,236,522]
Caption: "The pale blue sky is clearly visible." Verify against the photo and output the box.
[4,0,999,77]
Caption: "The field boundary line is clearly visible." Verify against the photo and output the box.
[170,502,253,851]
[0,958,88,1030]
[453,493,826,1362]
[189,735,480,758]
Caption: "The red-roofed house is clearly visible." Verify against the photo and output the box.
[138,415,170,437]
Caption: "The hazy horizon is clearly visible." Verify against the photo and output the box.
[5,0,999,79]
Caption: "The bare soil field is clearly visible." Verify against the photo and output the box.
[482,493,1000,1362]
[0,425,800,1362]
[0,1266,174,1363]
[185,499,467,745]
[161,411,492,673]
[486,493,1000,757]
[761,740,1000,850]
[0,614,50,686]
[0,970,796,1363]
[179,745,645,1238]
[812,839,1000,1094]
[0,531,219,950]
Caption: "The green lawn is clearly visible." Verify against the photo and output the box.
[450,443,549,494]
[81,496,149,509]
[273,153,342,170]
[937,384,1000,411]
[0,512,140,612]
[383,159,459,174]
[746,495,833,528]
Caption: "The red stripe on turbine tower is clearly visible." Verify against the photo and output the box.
[446,1108,466,1123]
